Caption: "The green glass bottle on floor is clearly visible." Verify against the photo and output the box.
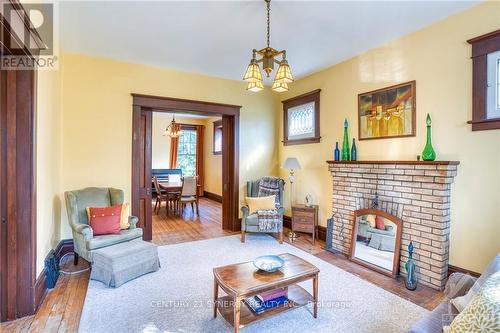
[342,118,350,161]
[422,114,436,161]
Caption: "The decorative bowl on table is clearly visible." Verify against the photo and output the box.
[253,255,285,273]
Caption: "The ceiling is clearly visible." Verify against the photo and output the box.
[59,1,479,83]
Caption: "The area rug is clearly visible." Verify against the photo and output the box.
[79,234,428,332]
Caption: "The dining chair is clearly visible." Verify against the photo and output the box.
[180,176,199,215]
[153,176,168,214]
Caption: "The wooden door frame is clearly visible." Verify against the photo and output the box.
[131,94,241,237]
[0,0,39,321]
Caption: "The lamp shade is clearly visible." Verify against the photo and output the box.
[271,80,288,92]
[246,81,264,92]
[283,157,301,170]
[243,60,263,83]
[274,60,294,84]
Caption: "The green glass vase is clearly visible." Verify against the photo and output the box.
[422,114,436,161]
[342,118,350,161]
[405,241,418,291]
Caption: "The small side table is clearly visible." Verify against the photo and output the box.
[291,204,319,245]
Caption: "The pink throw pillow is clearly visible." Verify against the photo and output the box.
[88,205,122,236]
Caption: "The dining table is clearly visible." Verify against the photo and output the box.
[158,181,183,215]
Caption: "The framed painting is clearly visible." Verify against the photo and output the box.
[358,81,416,140]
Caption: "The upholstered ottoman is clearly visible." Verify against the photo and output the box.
[90,239,160,287]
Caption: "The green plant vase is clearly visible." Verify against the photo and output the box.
[342,118,350,161]
[422,114,436,161]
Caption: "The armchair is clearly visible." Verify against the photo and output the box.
[241,178,285,244]
[64,187,143,264]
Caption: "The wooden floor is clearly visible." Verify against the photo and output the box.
[1,197,443,332]
[152,197,236,245]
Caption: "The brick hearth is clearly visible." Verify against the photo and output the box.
[327,160,459,290]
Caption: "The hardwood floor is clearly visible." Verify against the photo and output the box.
[152,197,237,245]
[1,198,443,332]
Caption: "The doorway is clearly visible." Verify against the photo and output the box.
[131,94,241,241]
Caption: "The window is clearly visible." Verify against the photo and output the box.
[213,119,222,155]
[282,89,321,145]
[486,50,500,119]
[467,30,500,131]
[177,128,197,176]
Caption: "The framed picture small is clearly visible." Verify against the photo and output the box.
[358,81,416,140]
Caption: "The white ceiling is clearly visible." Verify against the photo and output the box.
[59,1,479,82]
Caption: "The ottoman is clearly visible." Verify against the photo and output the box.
[90,239,160,287]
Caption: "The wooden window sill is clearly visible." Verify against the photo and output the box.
[467,118,500,131]
[283,137,321,146]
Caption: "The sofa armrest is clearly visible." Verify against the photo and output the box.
[72,223,93,240]
[444,272,477,299]
[128,216,139,229]
[277,206,284,216]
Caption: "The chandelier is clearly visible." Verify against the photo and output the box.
[243,0,293,92]
[162,114,182,138]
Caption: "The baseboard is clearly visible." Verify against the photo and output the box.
[34,269,48,311]
[55,239,74,259]
[448,264,481,278]
[34,239,75,311]
[203,191,222,203]
[283,215,326,241]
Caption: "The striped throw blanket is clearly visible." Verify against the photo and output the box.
[257,209,281,232]
[258,177,281,205]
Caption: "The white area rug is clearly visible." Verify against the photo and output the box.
[79,234,428,333]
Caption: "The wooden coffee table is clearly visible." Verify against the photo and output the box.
[213,253,319,332]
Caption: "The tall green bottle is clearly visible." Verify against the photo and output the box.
[422,114,436,161]
[342,118,350,161]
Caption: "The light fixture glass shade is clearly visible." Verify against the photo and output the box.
[271,80,288,92]
[243,60,263,83]
[274,60,293,83]
[246,81,264,92]
[283,157,301,170]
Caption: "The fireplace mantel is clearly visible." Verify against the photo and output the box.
[326,160,460,166]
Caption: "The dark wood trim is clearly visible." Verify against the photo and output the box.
[349,209,403,278]
[326,160,460,165]
[131,94,241,116]
[34,269,47,312]
[213,119,222,155]
[203,191,223,203]
[467,30,500,131]
[358,81,416,141]
[131,94,240,233]
[282,89,321,146]
[54,239,74,260]
[448,264,481,278]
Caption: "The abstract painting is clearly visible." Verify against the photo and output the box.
[358,81,416,140]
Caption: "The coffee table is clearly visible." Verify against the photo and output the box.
[213,253,319,332]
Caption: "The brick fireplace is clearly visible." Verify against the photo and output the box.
[327,160,459,290]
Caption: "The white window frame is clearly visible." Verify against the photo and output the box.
[487,50,500,119]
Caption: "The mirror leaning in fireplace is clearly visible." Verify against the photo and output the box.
[349,209,403,278]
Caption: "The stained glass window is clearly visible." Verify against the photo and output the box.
[287,102,315,140]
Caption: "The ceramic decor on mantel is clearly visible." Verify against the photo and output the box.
[422,114,436,161]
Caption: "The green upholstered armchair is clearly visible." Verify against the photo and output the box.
[240,178,285,244]
[64,187,143,264]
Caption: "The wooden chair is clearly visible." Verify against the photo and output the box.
[180,176,199,215]
[153,176,168,214]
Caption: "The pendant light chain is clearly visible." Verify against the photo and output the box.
[266,0,270,48]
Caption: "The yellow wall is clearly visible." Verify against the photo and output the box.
[277,2,500,273]
[204,117,223,196]
[59,53,278,239]
[36,69,62,275]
